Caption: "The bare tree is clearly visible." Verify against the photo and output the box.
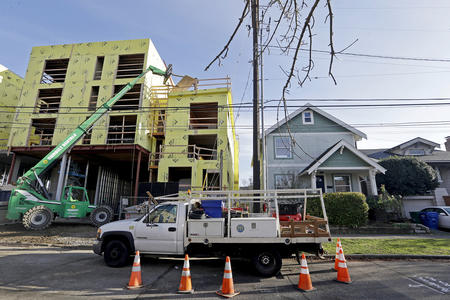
[205,0,340,160]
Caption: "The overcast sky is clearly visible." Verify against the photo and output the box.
[1,0,450,184]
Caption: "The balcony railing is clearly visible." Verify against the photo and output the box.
[149,144,217,166]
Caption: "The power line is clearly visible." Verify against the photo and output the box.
[2,97,450,111]
[3,120,450,130]
[266,45,450,63]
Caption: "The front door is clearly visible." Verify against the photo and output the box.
[134,204,179,254]
[316,175,325,193]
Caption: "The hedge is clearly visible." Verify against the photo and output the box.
[306,192,369,228]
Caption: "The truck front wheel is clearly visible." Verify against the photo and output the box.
[22,205,53,230]
[251,250,282,277]
[104,240,130,268]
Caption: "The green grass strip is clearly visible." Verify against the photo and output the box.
[323,238,450,255]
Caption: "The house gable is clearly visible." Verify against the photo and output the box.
[321,148,371,168]
[301,140,386,175]
[265,103,366,140]
[389,137,440,156]
[276,110,349,133]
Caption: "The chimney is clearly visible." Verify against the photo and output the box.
[445,136,450,151]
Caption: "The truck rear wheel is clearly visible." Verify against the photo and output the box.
[90,206,113,227]
[251,250,282,277]
[22,205,53,230]
[104,240,130,268]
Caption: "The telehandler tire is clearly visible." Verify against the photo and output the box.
[90,206,113,227]
[22,205,53,230]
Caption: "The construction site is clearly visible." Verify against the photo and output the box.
[1,38,239,214]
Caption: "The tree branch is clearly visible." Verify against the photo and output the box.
[326,0,337,85]
[204,0,250,71]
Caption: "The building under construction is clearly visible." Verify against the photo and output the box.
[0,65,23,187]
[6,38,239,210]
[149,77,239,192]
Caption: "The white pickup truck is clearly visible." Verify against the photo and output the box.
[93,189,331,277]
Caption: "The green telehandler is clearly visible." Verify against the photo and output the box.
[7,64,172,230]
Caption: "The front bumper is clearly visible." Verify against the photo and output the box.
[93,241,103,255]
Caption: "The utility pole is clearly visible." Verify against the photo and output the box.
[251,0,261,211]
[251,0,260,191]
[260,9,267,191]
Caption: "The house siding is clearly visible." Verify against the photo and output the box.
[276,111,349,133]
[266,132,356,167]
[320,148,371,168]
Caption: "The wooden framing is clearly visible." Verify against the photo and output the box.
[106,115,137,144]
[280,215,330,238]
[40,58,69,84]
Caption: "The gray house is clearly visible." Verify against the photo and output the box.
[264,104,386,195]
[363,137,450,213]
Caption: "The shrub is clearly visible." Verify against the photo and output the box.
[306,192,369,228]
[376,156,439,196]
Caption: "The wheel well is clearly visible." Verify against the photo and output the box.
[101,232,134,254]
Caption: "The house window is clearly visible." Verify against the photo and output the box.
[82,127,92,145]
[116,54,145,79]
[275,174,294,189]
[334,175,352,192]
[302,111,314,124]
[40,59,69,84]
[82,117,92,145]
[107,115,137,144]
[35,88,63,113]
[274,136,292,159]
[93,56,104,80]
[112,84,142,110]
[30,118,56,146]
[189,102,218,129]
[88,86,99,111]
[188,135,217,160]
[407,149,425,156]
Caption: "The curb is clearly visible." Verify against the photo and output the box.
[0,242,92,250]
[1,243,449,259]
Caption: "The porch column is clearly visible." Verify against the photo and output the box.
[310,171,317,189]
[369,168,378,196]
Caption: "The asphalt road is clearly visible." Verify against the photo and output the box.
[0,245,449,299]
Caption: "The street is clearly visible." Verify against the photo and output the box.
[0,245,448,299]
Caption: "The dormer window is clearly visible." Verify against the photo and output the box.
[302,111,314,124]
[407,149,425,156]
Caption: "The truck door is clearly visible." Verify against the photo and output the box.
[134,204,179,254]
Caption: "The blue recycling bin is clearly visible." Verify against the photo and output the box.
[426,212,439,230]
[419,211,439,230]
[201,200,223,218]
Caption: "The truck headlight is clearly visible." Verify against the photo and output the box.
[96,228,102,240]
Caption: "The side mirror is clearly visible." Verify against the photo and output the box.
[440,212,446,216]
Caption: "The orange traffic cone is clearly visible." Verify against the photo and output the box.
[297,253,315,292]
[178,254,194,294]
[334,238,342,271]
[216,256,240,298]
[336,248,352,284]
[127,251,143,289]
